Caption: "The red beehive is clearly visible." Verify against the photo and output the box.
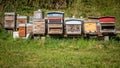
[99,16,115,35]
[99,16,115,23]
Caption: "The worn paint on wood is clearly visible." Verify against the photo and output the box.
[84,22,97,33]
[4,12,16,29]
[66,24,81,34]
[17,16,27,28]
[48,24,62,28]
[26,24,33,34]
[33,22,45,34]
[19,24,26,37]
[99,17,115,23]
[34,10,44,21]
[48,28,62,34]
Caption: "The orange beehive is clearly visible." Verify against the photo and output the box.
[19,24,26,37]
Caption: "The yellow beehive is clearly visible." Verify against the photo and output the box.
[84,22,97,33]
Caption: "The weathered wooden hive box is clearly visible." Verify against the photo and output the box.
[65,18,82,35]
[33,21,45,35]
[4,12,16,29]
[99,16,115,35]
[47,12,64,34]
[84,17,99,36]
[33,10,44,21]
[33,10,45,35]
[18,24,26,37]
[84,21,97,35]
[17,16,27,28]
[26,23,33,34]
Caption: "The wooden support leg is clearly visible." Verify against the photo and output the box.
[104,36,109,41]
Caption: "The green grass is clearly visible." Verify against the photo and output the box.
[0,30,120,68]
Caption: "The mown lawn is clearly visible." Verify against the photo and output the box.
[0,35,120,68]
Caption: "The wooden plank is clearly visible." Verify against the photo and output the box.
[48,24,62,28]
[48,28,62,34]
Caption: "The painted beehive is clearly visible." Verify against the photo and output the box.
[33,21,45,35]
[65,18,82,35]
[99,16,115,34]
[18,24,26,37]
[17,16,27,28]
[47,11,64,34]
[34,10,44,21]
[4,12,16,29]
[84,21,97,35]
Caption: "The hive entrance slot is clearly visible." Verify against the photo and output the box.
[101,26,115,30]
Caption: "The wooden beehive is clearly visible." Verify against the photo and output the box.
[17,16,27,28]
[34,10,44,21]
[33,21,45,35]
[4,12,16,29]
[26,24,33,34]
[99,16,115,34]
[65,18,82,35]
[47,11,64,35]
[48,24,62,28]
[18,24,26,37]
[84,22,97,34]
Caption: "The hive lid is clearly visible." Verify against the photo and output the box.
[66,20,82,24]
[26,23,33,26]
[17,16,27,19]
[65,18,82,24]
[18,24,26,27]
[5,12,16,15]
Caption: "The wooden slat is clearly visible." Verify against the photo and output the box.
[48,28,62,34]
[48,24,62,28]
